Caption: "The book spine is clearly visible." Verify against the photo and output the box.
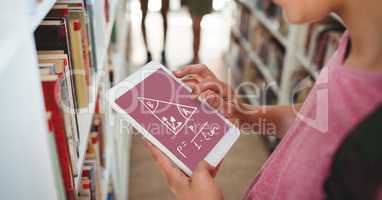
[68,18,89,108]
[42,80,76,200]
[84,0,98,72]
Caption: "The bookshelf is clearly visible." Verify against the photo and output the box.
[235,0,288,46]
[229,0,344,148]
[252,9,288,47]
[231,0,344,104]
[232,29,280,94]
[0,0,132,199]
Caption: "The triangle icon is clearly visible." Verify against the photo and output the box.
[138,97,197,135]
[137,97,159,112]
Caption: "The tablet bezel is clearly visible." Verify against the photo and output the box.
[107,61,240,176]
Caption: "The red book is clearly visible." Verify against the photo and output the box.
[41,79,76,200]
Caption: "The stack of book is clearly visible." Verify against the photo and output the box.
[78,123,104,200]
[40,54,79,200]
[231,27,280,105]
[303,17,345,70]
[35,0,111,199]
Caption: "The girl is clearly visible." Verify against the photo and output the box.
[145,0,382,199]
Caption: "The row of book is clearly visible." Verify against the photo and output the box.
[78,112,106,200]
[253,0,288,37]
[36,0,112,199]
[235,0,288,38]
[44,88,109,200]
[234,5,285,84]
[302,17,345,70]
[77,43,117,200]
[229,38,278,105]
[252,25,285,84]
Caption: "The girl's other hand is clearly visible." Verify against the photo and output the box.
[174,64,243,124]
[145,141,224,200]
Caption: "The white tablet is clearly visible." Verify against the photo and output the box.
[107,61,240,176]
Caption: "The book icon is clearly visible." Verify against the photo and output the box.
[138,97,197,135]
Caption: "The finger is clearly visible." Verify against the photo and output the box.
[202,93,238,120]
[199,90,217,100]
[173,64,211,78]
[144,141,175,171]
[182,73,205,83]
[182,78,199,88]
[194,81,231,98]
[144,141,189,191]
[201,91,222,109]
[213,160,224,178]
[181,74,204,89]
[193,160,216,179]
[190,81,219,98]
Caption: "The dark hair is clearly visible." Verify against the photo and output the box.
[324,106,382,200]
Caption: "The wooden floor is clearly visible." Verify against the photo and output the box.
[128,134,269,200]
[127,7,269,200]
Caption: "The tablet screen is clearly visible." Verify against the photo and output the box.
[114,68,230,171]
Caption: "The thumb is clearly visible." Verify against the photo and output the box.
[194,160,216,178]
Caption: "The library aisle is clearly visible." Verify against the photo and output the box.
[126,1,269,199]
[6,0,381,200]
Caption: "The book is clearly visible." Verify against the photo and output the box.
[41,78,76,200]
[83,0,98,72]
[46,112,67,200]
[38,53,80,176]
[43,3,94,108]
[68,18,90,108]
[78,137,102,200]
[78,177,91,198]
[35,19,72,52]
[303,18,345,70]
[108,62,240,175]
[34,18,87,111]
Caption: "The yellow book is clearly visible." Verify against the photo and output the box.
[68,19,89,108]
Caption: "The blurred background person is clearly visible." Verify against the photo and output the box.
[182,0,213,64]
[140,0,169,64]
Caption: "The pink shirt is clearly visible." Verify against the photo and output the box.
[243,32,382,199]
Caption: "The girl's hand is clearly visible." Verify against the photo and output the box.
[145,141,224,200]
[174,64,243,124]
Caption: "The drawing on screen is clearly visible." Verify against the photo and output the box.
[138,97,197,135]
